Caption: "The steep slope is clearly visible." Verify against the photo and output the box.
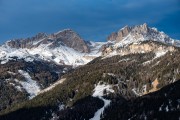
[0,29,104,66]
[102,24,180,58]
[6,29,89,53]
[107,23,179,46]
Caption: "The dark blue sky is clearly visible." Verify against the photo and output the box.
[0,0,179,44]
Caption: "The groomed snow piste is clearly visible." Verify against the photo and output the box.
[90,82,114,120]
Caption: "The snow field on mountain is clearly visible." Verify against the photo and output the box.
[92,82,114,97]
[0,41,105,66]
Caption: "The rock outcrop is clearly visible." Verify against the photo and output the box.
[107,25,132,41]
[107,23,173,44]
[52,29,89,53]
[103,23,180,57]
[6,29,90,53]
[102,41,176,56]
[6,33,47,49]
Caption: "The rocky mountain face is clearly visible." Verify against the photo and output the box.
[102,23,180,57]
[107,23,177,45]
[107,25,132,41]
[102,41,176,56]
[6,29,89,53]
[0,24,180,120]
[50,29,90,53]
[6,32,47,49]
[0,29,103,66]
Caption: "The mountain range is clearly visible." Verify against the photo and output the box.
[0,23,179,120]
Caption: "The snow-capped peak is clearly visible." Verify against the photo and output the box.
[0,29,106,66]
[0,25,179,66]
[107,23,180,47]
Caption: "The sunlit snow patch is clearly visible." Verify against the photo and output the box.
[90,82,114,120]
[143,51,167,65]
[92,82,114,97]
[154,51,167,59]
[15,70,41,99]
